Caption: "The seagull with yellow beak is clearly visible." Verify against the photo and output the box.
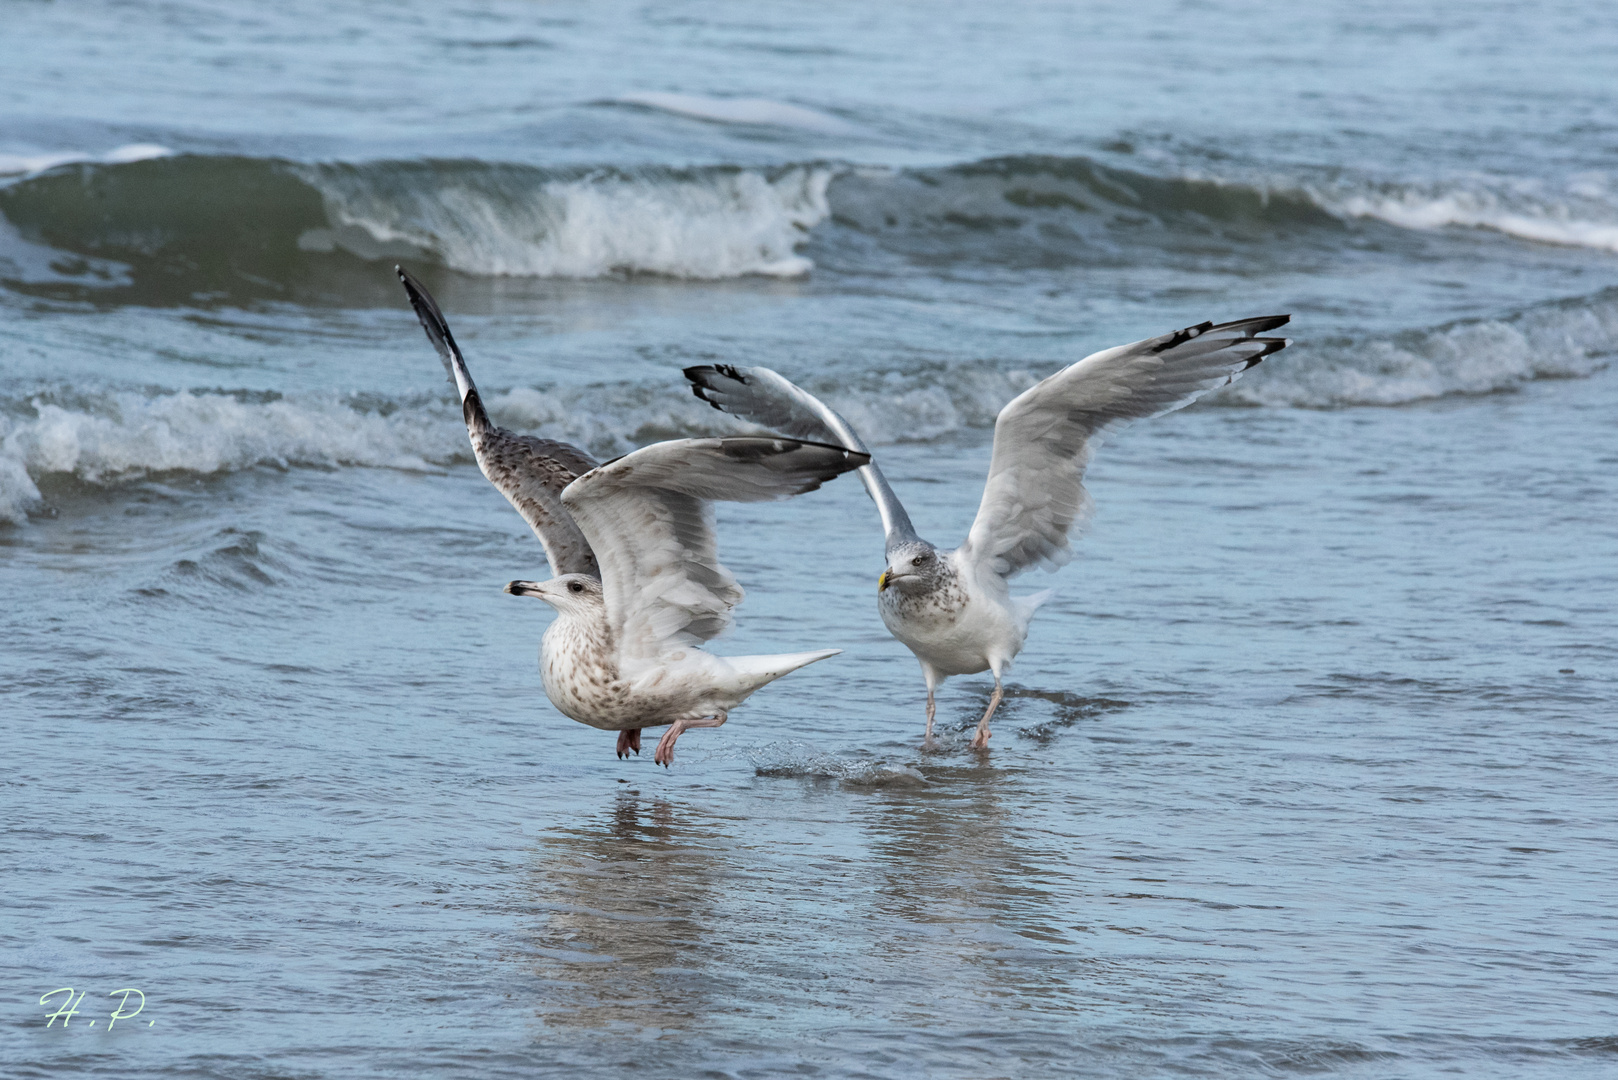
[685,315,1289,750]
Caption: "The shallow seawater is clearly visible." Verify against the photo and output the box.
[4,2,1618,1078]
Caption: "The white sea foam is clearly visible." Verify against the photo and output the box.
[0,143,173,178]
[0,451,41,525]
[1304,173,1618,253]
[0,392,465,523]
[4,290,1612,524]
[615,92,856,135]
[0,372,1014,523]
[304,165,834,279]
[1220,290,1618,407]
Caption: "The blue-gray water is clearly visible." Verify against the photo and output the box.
[3,2,1616,1077]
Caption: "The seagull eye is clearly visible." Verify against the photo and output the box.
[912,554,927,566]
[568,581,584,594]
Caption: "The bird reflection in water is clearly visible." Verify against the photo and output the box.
[860,753,1110,1017]
[522,792,730,1031]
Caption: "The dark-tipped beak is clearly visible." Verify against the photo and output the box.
[878,569,891,593]
[505,580,544,597]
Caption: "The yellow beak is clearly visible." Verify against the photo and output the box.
[878,570,890,592]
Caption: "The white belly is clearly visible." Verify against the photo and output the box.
[538,621,730,731]
[880,586,1025,677]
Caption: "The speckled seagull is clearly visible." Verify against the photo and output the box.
[685,315,1290,750]
[397,267,868,766]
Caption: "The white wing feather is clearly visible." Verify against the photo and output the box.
[963,315,1289,579]
[561,437,868,660]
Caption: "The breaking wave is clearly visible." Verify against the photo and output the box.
[0,390,464,523]
[301,160,832,278]
[1308,172,1618,253]
[5,285,1613,524]
[0,155,832,303]
[4,152,1617,304]
[1221,287,1618,407]
[3,148,1618,307]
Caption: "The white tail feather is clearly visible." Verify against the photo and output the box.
[721,648,841,699]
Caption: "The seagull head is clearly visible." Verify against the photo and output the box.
[504,574,604,613]
[878,542,946,595]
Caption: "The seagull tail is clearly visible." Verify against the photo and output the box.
[721,648,842,699]
[1016,589,1057,629]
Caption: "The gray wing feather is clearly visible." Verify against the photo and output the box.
[397,265,600,578]
[964,315,1290,579]
[562,437,869,658]
[684,364,920,553]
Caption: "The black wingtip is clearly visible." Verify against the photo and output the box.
[1152,319,1215,353]
[1154,314,1292,356]
[395,264,461,373]
[395,264,431,313]
[1240,336,1291,370]
[682,364,748,411]
[684,371,723,410]
[682,364,748,386]
[1226,314,1291,336]
[1208,313,1291,337]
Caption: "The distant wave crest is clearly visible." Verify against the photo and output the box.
[0,142,172,178]
[1309,175,1618,253]
[5,153,1617,306]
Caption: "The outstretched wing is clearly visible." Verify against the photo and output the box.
[397,266,600,578]
[561,437,869,660]
[963,315,1290,579]
[684,364,919,553]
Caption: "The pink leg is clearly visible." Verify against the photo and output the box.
[616,728,641,758]
[969,673,1003,751]
[653,714,726,767]
[921,664,942,750]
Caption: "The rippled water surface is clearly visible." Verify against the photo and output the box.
[4,2,1617,1077]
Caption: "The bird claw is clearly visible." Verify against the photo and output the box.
[970,729,991,752]
[616,729,642,759]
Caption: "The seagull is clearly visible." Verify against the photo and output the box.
[397,267,869,765]
[684,315,1290,750]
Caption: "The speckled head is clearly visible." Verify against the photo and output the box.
[504,574,605,614]
[878,541,947,595]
